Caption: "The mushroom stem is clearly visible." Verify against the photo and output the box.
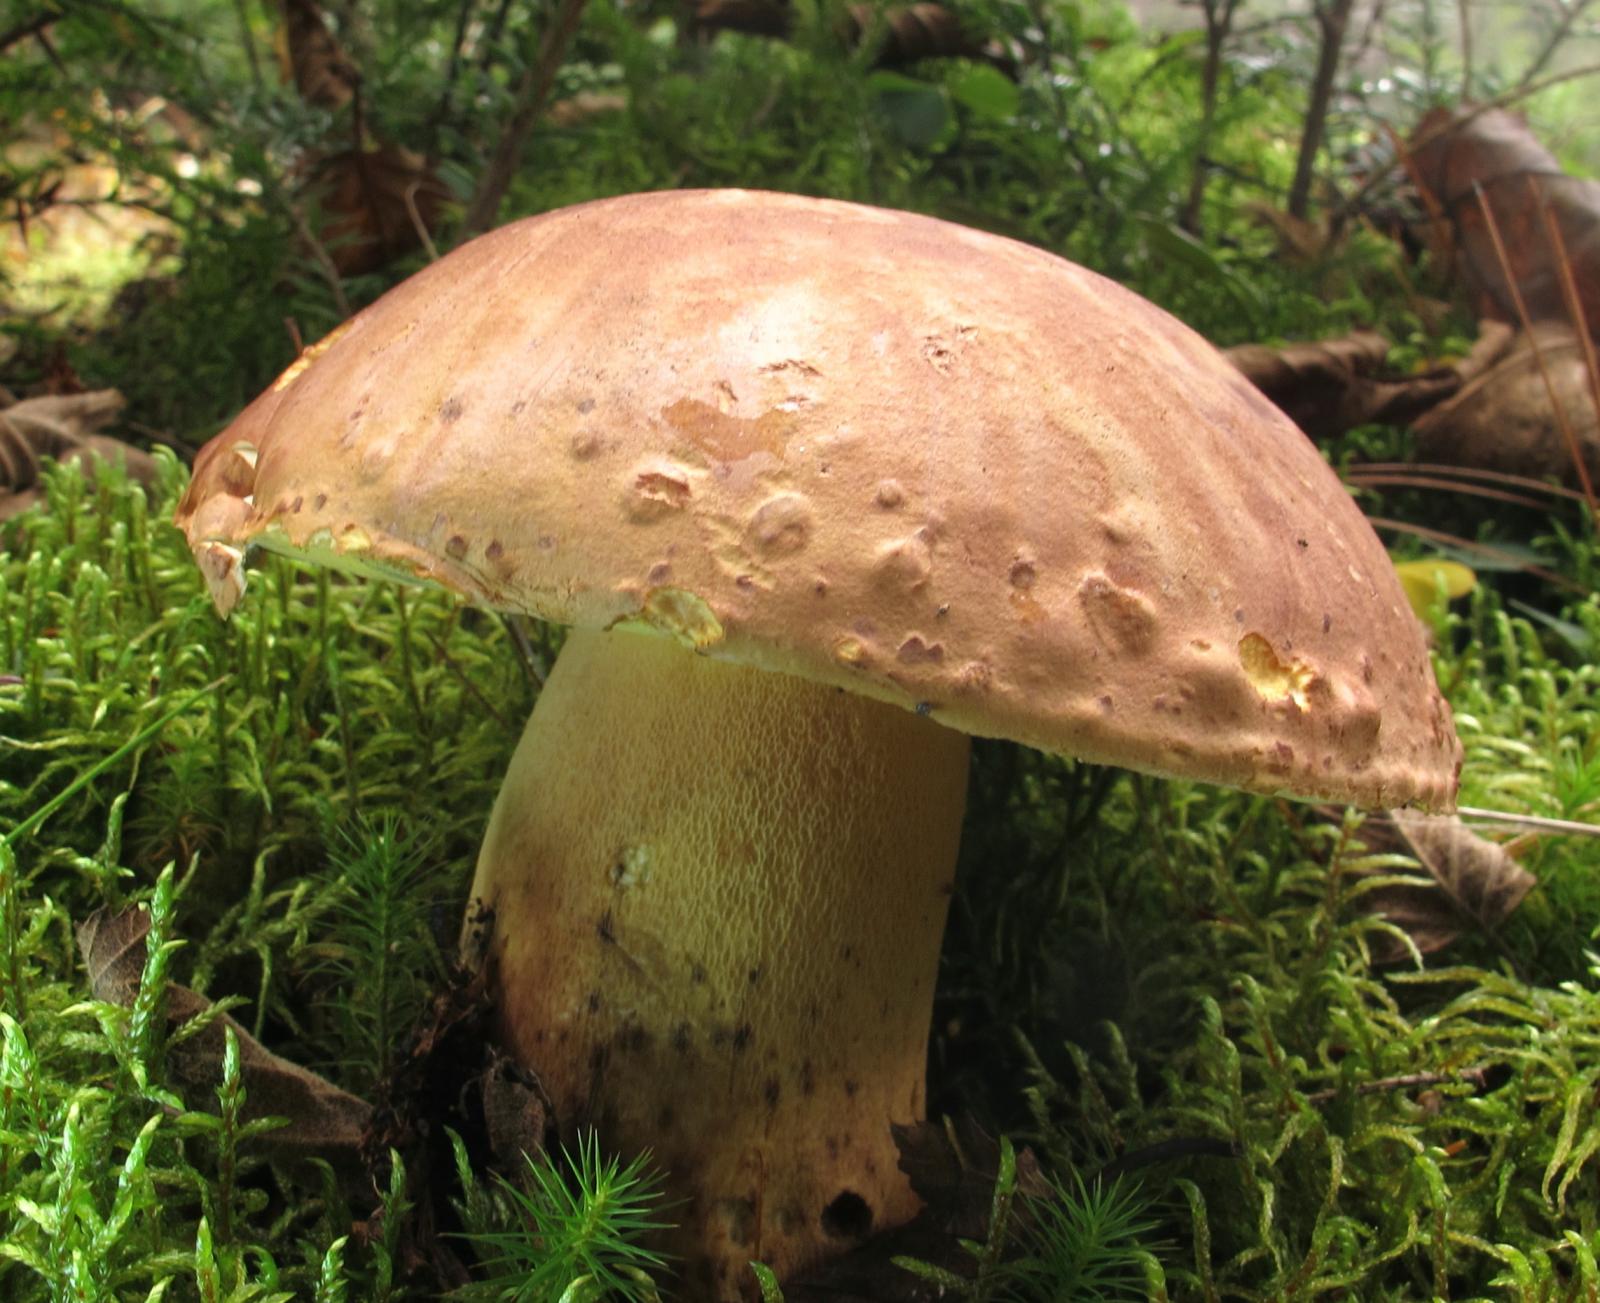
[468,626,970,1298]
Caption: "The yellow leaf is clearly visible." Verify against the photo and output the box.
[1394,558,1477,619]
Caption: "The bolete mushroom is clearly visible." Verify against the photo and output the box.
[174,189,1460,1298]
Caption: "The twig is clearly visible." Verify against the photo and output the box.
[1303,1066,1493,1106]
[1353,462,1590,503]
[1457,806,1600,837]
[461,0,591,236]
[1342,472,1552,511]
[1181,0,1242,236]
[1472,180,1599,522]
[1530,178,1600,518]
[403,180,439,262]
[282,196,353,320]
[232,0,265,95]
[1288,0,1356,220]
[1366,515,1587,593]
[0,12,56,52]
[1511,0,1595,95]
[1456,0,1473,100]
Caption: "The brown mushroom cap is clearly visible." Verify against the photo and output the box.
[176,188,1459,810]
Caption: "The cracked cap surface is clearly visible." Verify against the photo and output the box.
[175,188,1460,810]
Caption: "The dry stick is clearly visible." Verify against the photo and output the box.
[1530,177,1600,517]
[1288,0,1355,221]
[1302,1067,1493,1107]
[1456,807,1600,838]
[461,0,591,237]
[403,181,440,263]
[1472,181,1600,523]
[1355,462,1590,503]
[1366,514,1588,594]
[282,199,352,319]
[232,0,265,95]
[1342,472,1552,512]
[1512,0,1596,95]
[1180,0,1241,235]
[1456,0,1473,100]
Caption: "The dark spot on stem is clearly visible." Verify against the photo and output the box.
[733,1023,753,1053]
[821,1192,872,1240]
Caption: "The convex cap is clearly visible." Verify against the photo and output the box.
[177,189,1461,809]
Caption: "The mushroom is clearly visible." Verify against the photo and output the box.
[174,189,1461,1298]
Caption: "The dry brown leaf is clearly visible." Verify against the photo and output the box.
[1411,320,1600,488]
[1225,329,1490,440]
[1409,107,1600,337]
[1361,809,1537,962]
[278,0,359,111]
[0,390,156,521]
[76,905,372,1181]
[301,144,451,278]
[693,0,1011,70]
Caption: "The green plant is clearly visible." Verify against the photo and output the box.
[450,1131,673,1302]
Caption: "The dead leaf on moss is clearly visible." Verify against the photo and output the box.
[1226,330,1466,440]
[1412,320,1600,488]
[1409,107,1600,337]
[0,390,157,521]
[76,905,372,1183]
[1360,810,1537,962]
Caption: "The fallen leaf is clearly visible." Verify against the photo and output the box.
[1358,810,1537,962]
[76,905,372,1183]
[300,144,451,278]
[0,390,157,522]
[693,0,1015,72]
[1409,107,1600,338]
[1226,330,1470,440]
[1411,320,1600,489]
[1393,557,1477,620]
[278,0,359,111]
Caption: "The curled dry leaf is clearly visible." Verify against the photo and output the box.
[1412,320,1600,488]
[1358,809,1537,963]
[279,0,359,111]
[300,144,452,278]
[76,904,372,1183]
[693,0,1013,72]
[1225,330,1462,440]
[1408,107,1600,338]
[0,390,157,522]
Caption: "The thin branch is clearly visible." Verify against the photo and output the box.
[231,0,265,95]
[1353,462,1590,503]
[1456,0,1473,100]
[1473,180,1599,521]
[282,197,353,319]
[0,12,56,52]
[1365,515,1588,593]
[1288,0,1356,220]
[1342,472,1553,511]
[1303,1066,1493,1106]
[461,0,591,236]
[1531,177,1600,517]
[1512,0,1596,95]
[1457,806,1600,837]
